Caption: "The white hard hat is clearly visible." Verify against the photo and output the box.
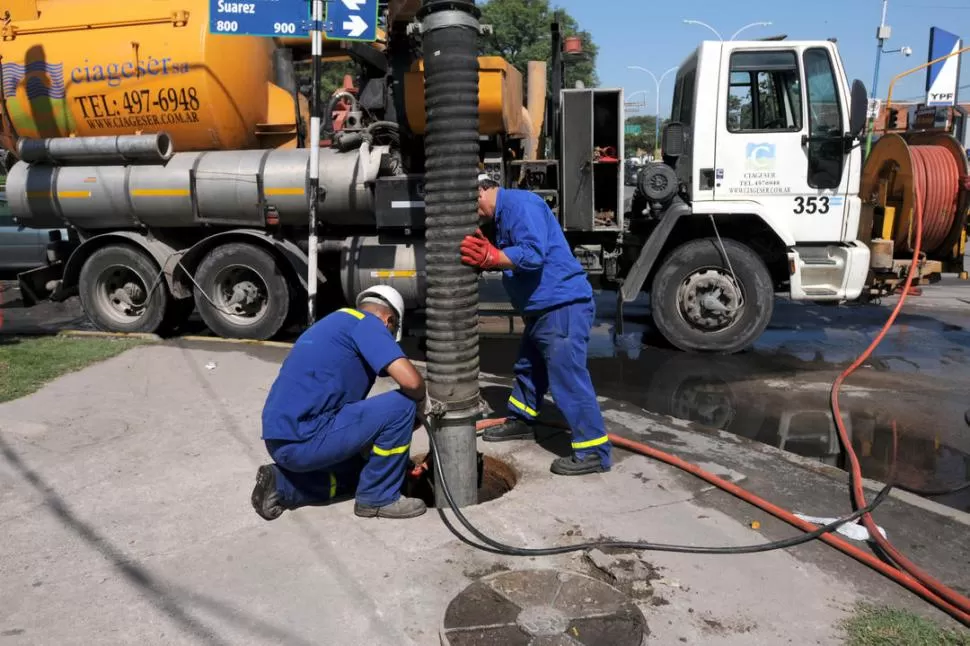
[356,285,405,341]
[477,173,491,183]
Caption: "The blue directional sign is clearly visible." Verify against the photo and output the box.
[325,0,378,42]
[209,0,310,38]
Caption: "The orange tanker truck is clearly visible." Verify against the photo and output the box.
[0,0,535,339]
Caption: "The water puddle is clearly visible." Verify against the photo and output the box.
[474,309,970,514]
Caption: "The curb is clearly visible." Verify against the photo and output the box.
[57,330,161,341]
[176,335,295,349]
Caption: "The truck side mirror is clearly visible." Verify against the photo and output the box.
[849,79,868,139]
[661,122,686,158]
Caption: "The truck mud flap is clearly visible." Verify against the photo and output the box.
[17,262,66,307]
[619,201,691,303]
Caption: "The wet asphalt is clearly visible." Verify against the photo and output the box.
[3,267,970,513]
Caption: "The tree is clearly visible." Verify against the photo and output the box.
[479,0,599,91]
[624,114,671,156]
[294,60,359,105]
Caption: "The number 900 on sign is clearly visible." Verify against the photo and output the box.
[274,22,297,34]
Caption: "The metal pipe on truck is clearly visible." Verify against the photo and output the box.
[17,133,175,165]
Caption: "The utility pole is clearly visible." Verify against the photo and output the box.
[866,0,891,157]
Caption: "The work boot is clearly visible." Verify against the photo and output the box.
[482,418,535,442]
[550,454,610,476]
[354,496,427,519]
[251,465,285,521]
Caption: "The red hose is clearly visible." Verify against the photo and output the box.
[908,145,960,254]
[831,143,970,621]
[474,144,970,624]
[477,416,970,625]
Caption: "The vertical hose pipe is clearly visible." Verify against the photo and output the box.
[419,0,482,508]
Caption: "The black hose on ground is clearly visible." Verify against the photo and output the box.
[420,414,895,556]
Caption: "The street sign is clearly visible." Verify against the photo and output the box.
[925,27,963,106]
[209,0,310,37]
[325,0,378,42]
[624,124,642,135]
[867,98,881,120]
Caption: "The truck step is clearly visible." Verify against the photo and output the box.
[803,287,839,296]
[801,258,839,266]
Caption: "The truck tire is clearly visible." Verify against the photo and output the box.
[192,243,290,340]
[650,237,774,354]
[78,244,170,334]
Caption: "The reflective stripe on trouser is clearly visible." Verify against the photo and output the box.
[265,390,418,508]
[507,299,612,467]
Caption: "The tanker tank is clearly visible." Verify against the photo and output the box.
[5,140,389,231]
[0,0,309,154]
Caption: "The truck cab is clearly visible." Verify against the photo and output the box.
[678,39,870,300]
[620,39,870,353]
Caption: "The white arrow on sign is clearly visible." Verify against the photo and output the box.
[341,0,364,10]
[343,14,367,37]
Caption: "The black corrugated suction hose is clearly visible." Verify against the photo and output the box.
[420,0,482,411]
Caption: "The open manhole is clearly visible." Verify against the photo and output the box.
[407,453,517,507]
[440,569,648,646]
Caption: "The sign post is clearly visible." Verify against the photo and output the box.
[307,0,323,325]
[208,0,379,325]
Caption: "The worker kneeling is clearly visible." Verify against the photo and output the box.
[251,286,429,521]
[461,176,613,475]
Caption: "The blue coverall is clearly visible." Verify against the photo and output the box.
[493,188,612,467]
[260,307,417,509]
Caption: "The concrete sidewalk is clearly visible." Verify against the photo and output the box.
[0,342,967,645]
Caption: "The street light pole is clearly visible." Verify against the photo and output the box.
[683,19,722,41]
[628,65,677,157]
[683,19,772,42]
[730,21,773,41]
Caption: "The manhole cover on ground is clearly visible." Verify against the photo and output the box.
[440,568,648,646]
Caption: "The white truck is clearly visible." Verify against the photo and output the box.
[616,37,965,352]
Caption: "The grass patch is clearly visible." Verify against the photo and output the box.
[0,336,148,403]
[842,603,970,646]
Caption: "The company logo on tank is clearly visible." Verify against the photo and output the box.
[70,57,191,88]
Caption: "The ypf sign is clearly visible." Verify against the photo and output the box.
[925,27,962,106]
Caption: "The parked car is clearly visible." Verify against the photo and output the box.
[0,191,68,271]
[624,159,641,186]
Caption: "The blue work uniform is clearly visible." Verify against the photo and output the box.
[261,307,417,509]
[493,188,612,467]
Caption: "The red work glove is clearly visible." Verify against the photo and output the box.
[460,229,502,270]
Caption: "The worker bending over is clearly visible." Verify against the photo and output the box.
[251,286,429,520]
[460,176,613,475]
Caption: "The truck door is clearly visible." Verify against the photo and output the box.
[715,47,850,242]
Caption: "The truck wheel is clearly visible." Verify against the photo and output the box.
[650,237,774,354]
[78,244,170,334]
[192,243,290,340]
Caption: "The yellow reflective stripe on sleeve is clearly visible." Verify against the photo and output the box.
[372,443,410,457]
[572,435,610,450]
[508,396,538,418]
[329,472,337,498]
[338,307,365,319]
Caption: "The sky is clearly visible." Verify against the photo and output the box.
[551,0,970,118]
